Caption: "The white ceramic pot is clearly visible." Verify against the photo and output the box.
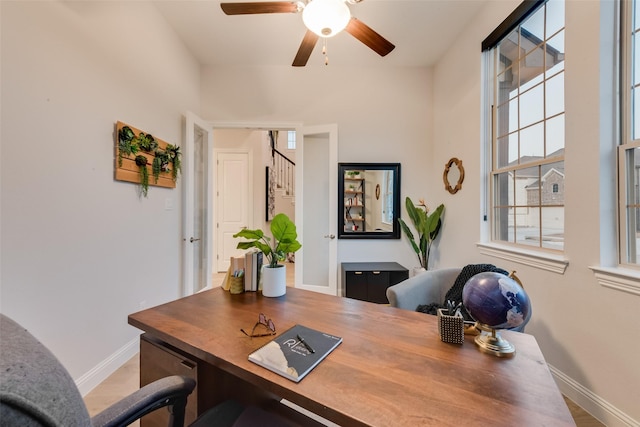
[262,264,286,297]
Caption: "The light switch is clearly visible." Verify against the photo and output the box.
[164,198,173,210]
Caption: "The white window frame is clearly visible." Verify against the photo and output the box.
[381,170,393,225]
[478,0,569,274]
[287,130,296,150]
[590,0,640,296]
[620,0,637,268]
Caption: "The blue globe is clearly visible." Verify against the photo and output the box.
[462,272,531,330]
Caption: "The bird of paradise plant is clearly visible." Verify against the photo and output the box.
[398,197,444,270]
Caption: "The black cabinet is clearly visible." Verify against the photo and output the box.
[342,262,408,304]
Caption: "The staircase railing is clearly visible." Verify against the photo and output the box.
[271,148,295,197]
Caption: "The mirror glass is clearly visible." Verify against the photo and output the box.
[338,163,401,239]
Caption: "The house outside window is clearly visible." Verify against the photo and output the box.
[485,0,565,251]
[620,0,640,265]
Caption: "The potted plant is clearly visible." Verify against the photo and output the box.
[233,213,301,297]
[165,144,181,181]
[398,197,444,272]
[118,126,139,167]
[135,155,150,198]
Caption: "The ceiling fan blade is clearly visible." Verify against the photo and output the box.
[220,2,300,15]
[345,18,395,57]
[292,30,319,67]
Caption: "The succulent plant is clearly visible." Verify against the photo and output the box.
[135,155,149,197]
[152,150,170,183]
[117,126,139,166]
[165,144,181,181]
[137,133,158,152]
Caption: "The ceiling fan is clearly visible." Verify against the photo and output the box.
[220,0,395,66]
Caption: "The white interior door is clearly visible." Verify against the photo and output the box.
[215,150,252,272]
[183,112,214,296]
[296,124,338,295]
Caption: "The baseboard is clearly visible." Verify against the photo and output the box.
[76,336,139,396]
[549,363,638,427]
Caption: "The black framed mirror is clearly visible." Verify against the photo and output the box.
[338,163,401,239]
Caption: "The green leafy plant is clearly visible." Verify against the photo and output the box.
[152,150,170,183]
[135,155,149,197]
[233,213,301,268]
[137,132,158,152]
[398,197,444,270]
[118,126,139,166]
[117,124,182,196]
[165,144,181,181]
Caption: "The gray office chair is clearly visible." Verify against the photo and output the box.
[386,267,462,311]
[0,314,291,427]
[386,265,529,333]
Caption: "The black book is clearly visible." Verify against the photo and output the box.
[248,324,342,383]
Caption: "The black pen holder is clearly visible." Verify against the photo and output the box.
[437,309,464,345]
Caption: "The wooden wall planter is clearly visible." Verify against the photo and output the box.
[114,121,177,192]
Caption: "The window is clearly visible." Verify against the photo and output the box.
[287,130,296,150]
[381,170,394,224]
[485,0,565,251]
[620,0,640,265]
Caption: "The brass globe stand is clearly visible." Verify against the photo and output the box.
[473,323,516,358]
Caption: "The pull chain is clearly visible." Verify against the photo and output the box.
[322,38,328,65]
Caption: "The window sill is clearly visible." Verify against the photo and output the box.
[476,242,569,274]
[589,266,640,296]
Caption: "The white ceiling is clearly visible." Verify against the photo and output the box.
[153,0,488,68]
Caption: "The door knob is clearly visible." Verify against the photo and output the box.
[190,237,201,243]
[324,234,336,239]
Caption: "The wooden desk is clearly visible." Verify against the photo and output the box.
[128,287,575,426]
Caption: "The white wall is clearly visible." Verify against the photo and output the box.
[3,1,635,424]
[0,0,200,391]
[432,1,639,425]
[202,65,432,268]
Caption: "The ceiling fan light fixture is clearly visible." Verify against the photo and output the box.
[302,0,351,37]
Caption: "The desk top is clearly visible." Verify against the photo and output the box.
[128,287,574,427]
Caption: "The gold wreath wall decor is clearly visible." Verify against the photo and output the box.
[443,157,465,194]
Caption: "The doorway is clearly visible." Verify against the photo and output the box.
[183,112,213,296]
[209,123,337,295]
[215,150,252,273]
[211,125,297,278]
